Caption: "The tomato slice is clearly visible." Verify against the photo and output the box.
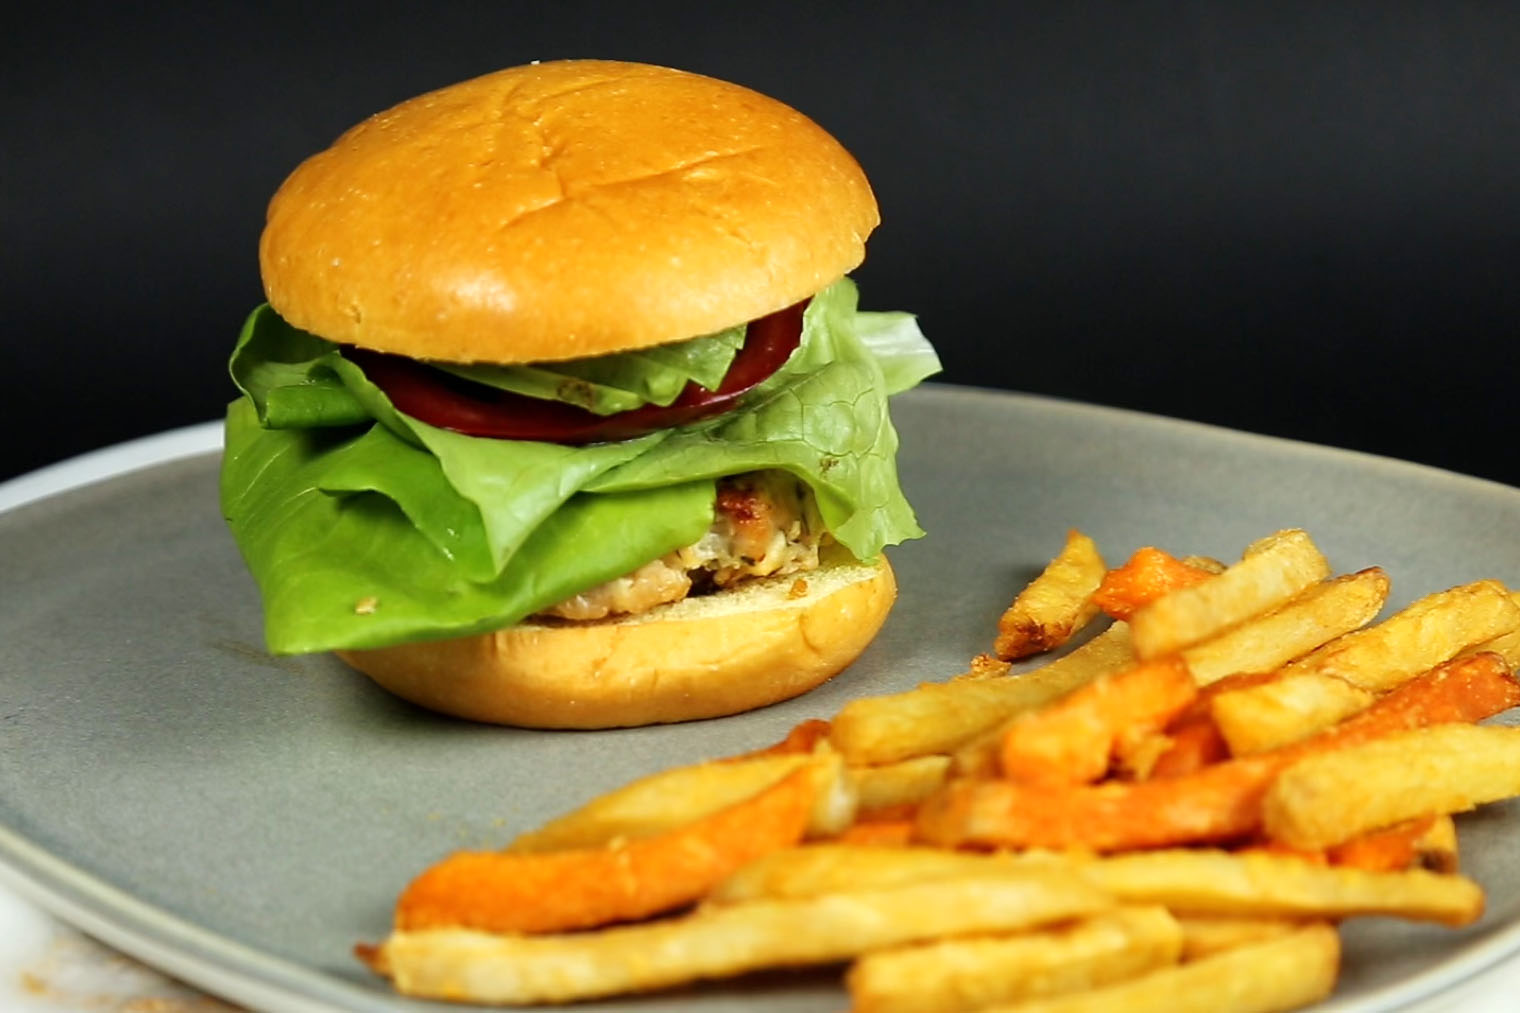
[348,301,806,444]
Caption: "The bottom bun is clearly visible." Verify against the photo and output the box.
[335,554,896,729]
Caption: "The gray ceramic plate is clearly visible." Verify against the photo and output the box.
[3,385,1520,1012]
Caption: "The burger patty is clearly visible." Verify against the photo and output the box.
[538,471,825,621]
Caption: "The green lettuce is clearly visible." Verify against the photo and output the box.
[220,278,938,654]
[434,324,746,414]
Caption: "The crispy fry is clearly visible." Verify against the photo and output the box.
[1174,914,1306,960]
[395,767,816,934]
[1281,579,1520,692]
[1180,567,1389,686]
[832,623,1134,765]
[1080,849,1483,926]
[1134,672,1278,779]
[1130,529,1330,660]
[372,874,1114,1005]
[851,754,952,814]
[1092,547,1216,621]
[917,654,1520,852]
[847,907,1183,1013]
[708,843,1066,906]
[970,924,1338,1013]
[1211,671,1376,757]
[999,656,1196,785]
[1263,723,1520,849]
[506,753,816,853]
[835,819,917,846]
[994,529,1108,660]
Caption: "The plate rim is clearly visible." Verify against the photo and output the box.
[3,386,1520,1013]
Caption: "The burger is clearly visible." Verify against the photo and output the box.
[220,59,939,728]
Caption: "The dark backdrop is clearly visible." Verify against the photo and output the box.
[6,3,1519,487]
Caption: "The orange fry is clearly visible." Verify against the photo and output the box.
[740,718,833,759]
[835,819,917,847]
[1092,547,1216,622]
[999,656,1197,785]
[1328,817,1440,873]
[1144,672,1278,779]
[396,768,815,934]
[918,654,1520,852]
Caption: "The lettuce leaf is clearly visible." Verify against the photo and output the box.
[220,278,938,654]
[435,324,746,413]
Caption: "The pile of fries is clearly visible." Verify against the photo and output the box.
[360,527,1520,1012]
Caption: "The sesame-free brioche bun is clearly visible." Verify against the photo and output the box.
[335,555,895,729]
[260,59,880,364]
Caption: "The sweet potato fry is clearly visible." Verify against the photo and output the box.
[1131,529,1329,660]
[994,529,1107,660]
[917,654,1520,852]
[1326,816,1440,873]
[395,767,816,934]
[999,656,1196,785]
[742,718,833,758]
[1092,547,1215,621]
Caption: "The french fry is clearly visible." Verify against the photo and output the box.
[395,767,817,934]
[846,906,1183,1013]
[1463,591,1520,669]
[1280,579,1520,692]
[1211,671,1376,757]
[971,924,1339,1013]
[1263,724,1520,849]
[1180,568,1389,686]
[994,529,1107,660]
[851,754,952,814]
[1174,914,1306,960]
[1130,529,1330,660]
[506,749,850,852]
[917,654,1520,852]
[1080,849,1483,926]
[831,623,1135,765]
[1092,547,1217,621]
[370,874,1115,1005]
[999,656,1196,785]
[1129,672,1278,779]
[709,843,1066,905]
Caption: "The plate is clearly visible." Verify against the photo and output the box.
[3,385,1520,1012]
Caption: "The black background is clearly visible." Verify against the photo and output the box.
[6,2,1519,487]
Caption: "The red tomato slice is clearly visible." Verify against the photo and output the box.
[347,301,806,444]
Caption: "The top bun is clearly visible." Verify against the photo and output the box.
[260,60,879,364]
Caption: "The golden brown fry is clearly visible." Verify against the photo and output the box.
[368,874,1114,1005]
[1460,589,1520,670]
[1130,529,1330,660]
[1262,724,1520,849]
[994,530,1107,660]
[972,924,1338,1013]
[506,750,853,852]
[850,755,952,815]
[1173,914,1306,960]
[1281,579,1520,692]
[1181,568,1389,686]
[1412,813,1461,874]
[709,843,1063,905]
[831,623,1134,765]
[1211,670,1375,756]
[1081,848,1484,927]
[846,907,1182,1013]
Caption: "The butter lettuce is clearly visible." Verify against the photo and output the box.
[220,278,938,654]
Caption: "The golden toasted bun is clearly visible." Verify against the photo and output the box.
[261,60,879,364]
[335,556,895,729]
